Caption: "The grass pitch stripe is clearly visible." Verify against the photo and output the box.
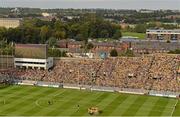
[23,88,64,116]
[172,99,179,116]
[135,96,160,115]
[84,93,118,116]
[15,88,61,115]
[173,100,180,116]
[0,86,179,116]
[148,97,170,116]
[101,94,129,116]
[70,92,104,116]
[82,92,112,116]
[122,96,148,116]
[0,86,52,115]
[0,86,21,94]
[108,94,129,115]
[51,90,92,115]
[59,91,97,115]
[0,86,36,110]
[111,95,139,115]
[0,86,45,115]
[161,99,177,116]
[75,92,112,116]
[28,89,68,116]
[43,89,81,116]
[0,85,28,96]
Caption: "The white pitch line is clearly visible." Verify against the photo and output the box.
[170,99,178,116]
[35,100,43,108]
[35,90,65,108]
[53,90,66,97]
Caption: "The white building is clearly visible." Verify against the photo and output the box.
[14,57,53,70]
[0,18,21,28]
[42,12,51,17]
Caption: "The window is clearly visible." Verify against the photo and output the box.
[15,61,45,65]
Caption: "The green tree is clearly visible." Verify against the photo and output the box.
[86,42,94,50]
[75,34,84,41]
[48,37,57,47]
[168,49,180,54]
[48,48,67,57]
[100,30,109,38]
[0,27,7,41]
[110,49,118,57]
[134,24,146,33]
[40,26,50,43]
[54,20,64,30]
[53,31,65,40]
[113,30,122,39]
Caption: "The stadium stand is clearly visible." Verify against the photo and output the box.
[1,54,179,95]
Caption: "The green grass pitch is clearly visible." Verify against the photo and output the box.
[122,32,146,39]
[0,85,179,116]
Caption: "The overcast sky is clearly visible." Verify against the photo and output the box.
[0,0,180,10]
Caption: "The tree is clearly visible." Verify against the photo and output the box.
[79,23,89,43]
[75,34,84,41]
[0,15,131,45]
[68,24,80,38]
[54,20,64,30]
[0,27,7,41]
[168,49,180,54]
[110,49,118,57]
[48,48,67,57]
[166,40,171,43]
[113,30,122,40]
[40,26,50,43]
[134,24,146,33]
[86,42,94,50]
[100,30,109,38]
[53,31,65,40]
[54,20,67,39]
[48,37,57,47]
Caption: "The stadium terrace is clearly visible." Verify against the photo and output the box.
[0,44,180,98]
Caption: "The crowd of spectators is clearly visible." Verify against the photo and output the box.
[0,54,179,92]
